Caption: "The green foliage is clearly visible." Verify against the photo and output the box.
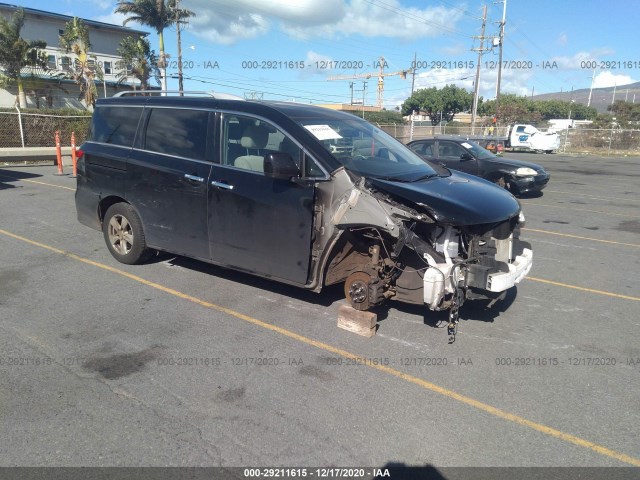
[607,100,640,127]
[0,7,48,107]
[60,17,102,108]
[115,0,194,77]
[115,0,194,35]
[0,106,91,115]
[362,109,405,125]
[0,108,91,148]
[478,94,598,124]
[116,35,160,90]
[401,84,473,125]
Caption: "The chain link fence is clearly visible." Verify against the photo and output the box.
[378,124,640,156]
[0,111,91,149]
[1,112,638,156]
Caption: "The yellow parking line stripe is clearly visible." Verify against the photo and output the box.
[523,228,640,248]
[521,202,637,218]
[0,173,75,191]
[1,227,640,466]
[544,190,640,203]
[528,277,640,301]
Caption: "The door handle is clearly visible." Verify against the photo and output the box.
[211,180,234,190]
[184,173,204,182]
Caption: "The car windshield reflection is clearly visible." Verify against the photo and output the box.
[462,140,497,160]
[297,117,442,182]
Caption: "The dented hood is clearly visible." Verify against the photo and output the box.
[369,171,521,226]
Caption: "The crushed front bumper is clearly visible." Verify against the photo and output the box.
[486,247,533,292]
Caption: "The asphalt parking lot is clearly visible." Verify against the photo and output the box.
[1,153,639,474]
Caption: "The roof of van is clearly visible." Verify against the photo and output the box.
[97,96,353,118]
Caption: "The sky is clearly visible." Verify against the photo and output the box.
[10,0,640,109]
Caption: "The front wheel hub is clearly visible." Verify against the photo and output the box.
[344,271,372,311]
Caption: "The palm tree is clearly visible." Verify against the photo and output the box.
[59,17,103,108]
[115,0,193,93]
[115,35,160,91]
[0,7,47,108]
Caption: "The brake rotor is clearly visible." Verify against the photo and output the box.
[344,271,372,311]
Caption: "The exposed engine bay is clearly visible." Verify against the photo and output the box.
[312,170,533,343]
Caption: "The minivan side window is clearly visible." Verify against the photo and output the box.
[144,108,209,160]
[90,106,142,147]
[222,114,300,174]
[222,114,322,176]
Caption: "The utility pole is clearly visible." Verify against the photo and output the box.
[349,82,354,104]
[471,5,487,135]
[494,0,507,126]
[175,0,184,95]
[568,86,573,120]
[587,69,595,107]
[411,52,417,96]
[611,83,617,104]
[362,81,367,118]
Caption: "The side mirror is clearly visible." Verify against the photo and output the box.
[460,153,473,161]
[264,152,301,180]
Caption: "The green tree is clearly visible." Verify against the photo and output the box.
[569,103,598,121]
[479,95,598,124]
[115,0,194,92]
[0,7,47,108]
[361,109,405,125]
[60,17,103,108]
[401,84,473,125]
[479,94,540,124]
[116,35,160,91]
[607,100,640,127]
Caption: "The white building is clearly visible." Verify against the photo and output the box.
[0,2,152,109]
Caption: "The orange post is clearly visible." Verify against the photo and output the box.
[70,132,77,178]
[54,130,64,175]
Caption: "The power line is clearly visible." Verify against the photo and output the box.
[363,0,472,37]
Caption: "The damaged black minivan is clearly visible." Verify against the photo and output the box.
[76,94,533,339]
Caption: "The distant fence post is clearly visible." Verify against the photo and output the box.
[608,128,613,156]
[15,106,25,148]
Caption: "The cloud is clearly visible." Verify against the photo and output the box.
[89,0,113,10]
[557,33,567,46]
[551,49,615,69]
[386,67,533,109]
[92,12,144,30]
[592,71,637,88]
[184,0,464,44]
[188,10,270,45]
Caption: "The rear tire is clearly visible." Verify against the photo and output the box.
[103,203,150,265]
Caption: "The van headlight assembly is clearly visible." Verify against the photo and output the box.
[514,167,538,177]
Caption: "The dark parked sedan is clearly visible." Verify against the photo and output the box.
[407,136,550,196]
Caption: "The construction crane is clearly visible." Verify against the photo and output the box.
[327,56,410,108]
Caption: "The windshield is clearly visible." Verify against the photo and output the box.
[461,140,497,160]
[296,116,440,182]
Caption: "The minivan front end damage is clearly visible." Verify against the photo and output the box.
[313,169,533,342]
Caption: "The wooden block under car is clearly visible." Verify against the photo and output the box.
[337,305,377,337]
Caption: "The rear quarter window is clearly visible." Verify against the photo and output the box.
[90,106,143,147]
[144,108,209,160]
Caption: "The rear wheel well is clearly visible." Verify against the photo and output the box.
[98,196,128,224]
